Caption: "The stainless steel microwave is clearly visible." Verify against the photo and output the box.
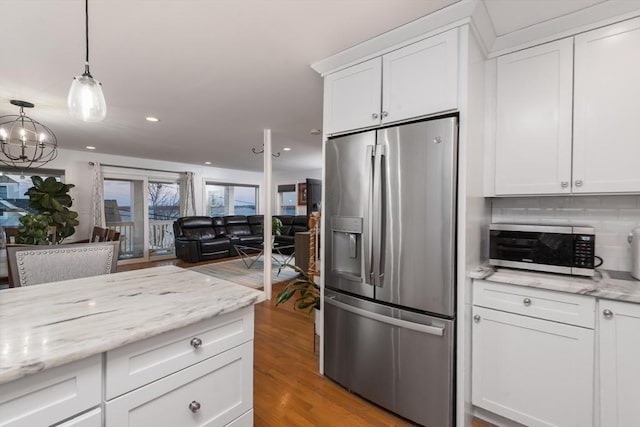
[489,224,596,277]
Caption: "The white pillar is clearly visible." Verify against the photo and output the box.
[263,129,272,300]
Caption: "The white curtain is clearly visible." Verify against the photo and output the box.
[181,171,196,216]
[90,161,106,230]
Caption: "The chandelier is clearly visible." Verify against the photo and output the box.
[0,100,58,168]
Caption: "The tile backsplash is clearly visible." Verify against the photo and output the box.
[491,196,640,272]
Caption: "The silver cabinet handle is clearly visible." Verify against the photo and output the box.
[523,298,532,306]
[603,309,614,319]
[189,401,201,413]
[473,315,481,323]
[381,111,389,118]
[190,337,203,349]
[371,113,379,119]
[575,180,583,187]
[561,181,569,188]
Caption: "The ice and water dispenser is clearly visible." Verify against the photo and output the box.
[330,216,363,280]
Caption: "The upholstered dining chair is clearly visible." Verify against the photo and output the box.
[6,241,119,287]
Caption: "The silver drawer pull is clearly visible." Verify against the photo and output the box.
[473,315,481,323]
[603,309,614,319]
[523,298,532,307]
[189,400,201,413]
[190,337,203,349]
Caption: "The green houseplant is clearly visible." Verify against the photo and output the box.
[275,264,320,314]
[16,176,79,244]
[261,217,283,244]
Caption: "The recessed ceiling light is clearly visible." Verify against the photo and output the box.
[283,147,292,151]
[86,146,96,150]
[204,161,212,165]
[145,116,160,122]
[310,128,322,135]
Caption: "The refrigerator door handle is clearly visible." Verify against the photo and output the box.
[372,145,384,287]
[325,297,445,337]
[363,145,375,286]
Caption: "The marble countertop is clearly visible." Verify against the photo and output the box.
[470,266,640,303]
[0,265,265,384]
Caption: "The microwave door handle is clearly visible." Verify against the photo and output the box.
[363,145,375,286]
[372,145,384,287]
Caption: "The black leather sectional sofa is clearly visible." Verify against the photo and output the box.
[173,215,307,263]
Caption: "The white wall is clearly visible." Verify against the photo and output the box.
[492,195,640,272]
[40,148,263,241]
[271,168,322,216]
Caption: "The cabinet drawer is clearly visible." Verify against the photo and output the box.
[0,355,101,427]
[106,306,253,399]
[226,409,253,427]
[474,280,595,328]
[57,408,102,427]
[106,341,253,427]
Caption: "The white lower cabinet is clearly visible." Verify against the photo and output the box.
[472,282,596,427]
[599,300,640,427]
[106,341,253,427]
[0,355,101,427]
[472,306,594,427]
[0,307,255,427]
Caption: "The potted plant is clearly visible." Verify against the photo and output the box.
[262,217,283,244]
[275,263,319,314]
[16,176,79,245]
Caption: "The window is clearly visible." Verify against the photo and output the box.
[278,184,296,215]
[102,166,183,262]
[0,168,64,228]
[205,183,258,216]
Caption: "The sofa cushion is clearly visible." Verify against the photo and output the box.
[236,235,263,247]
[248,215,264,235]
[275,215,294,236]
[200,237,230,254]
[224,215,252,236]
[290,215,308,235]
[178,216,216,240]
[213,217,227,236]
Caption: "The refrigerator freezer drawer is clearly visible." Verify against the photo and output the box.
[324,291,454,427]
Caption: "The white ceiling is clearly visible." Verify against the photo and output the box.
[0,0,615,173]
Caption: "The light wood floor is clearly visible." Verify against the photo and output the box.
[121,258,493,427]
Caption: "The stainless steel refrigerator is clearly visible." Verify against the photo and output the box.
[324,116,457,427]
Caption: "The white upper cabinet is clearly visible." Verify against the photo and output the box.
[573,17,640,193]
[323,57,382,135]
[494,38,573,195]
[382,30,458,125]
[323,28,458,135]
[493,17,640,196]
[599,300,640,427]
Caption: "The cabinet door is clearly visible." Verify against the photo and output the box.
[599,300,640,427]
[494,38,573,195]
[106,342,252,427]
[323,57,381,135]
[382,28,458,124]
[472,306,594,427]
[573,17,640,193]
[0,355,101,427]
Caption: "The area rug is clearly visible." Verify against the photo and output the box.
[189,258,300,290]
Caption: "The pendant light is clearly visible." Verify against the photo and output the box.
[67,0,106,122]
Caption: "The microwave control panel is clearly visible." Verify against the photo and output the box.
[574,234,595,268]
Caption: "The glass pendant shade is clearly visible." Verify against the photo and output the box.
[67,73,107,122]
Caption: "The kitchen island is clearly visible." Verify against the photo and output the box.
[0,265,265,427]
